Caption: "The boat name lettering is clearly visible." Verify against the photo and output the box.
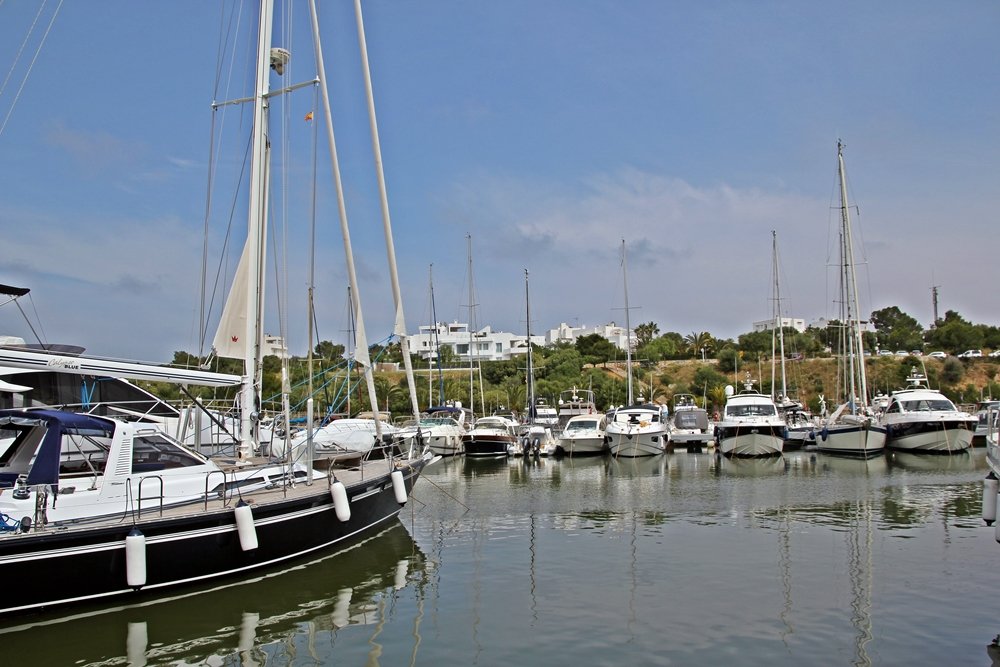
[47,357,81,369]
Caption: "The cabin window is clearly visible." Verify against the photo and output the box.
[59,434,111,477]
[900,399,955,412]
[131,434,205,471]
[726,405,776,417]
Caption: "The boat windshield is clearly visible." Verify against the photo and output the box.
[675,412,704,429]
[726,404,776,417]
[899,399,956,412]
[565,420,599,432]
[420,417,459,428]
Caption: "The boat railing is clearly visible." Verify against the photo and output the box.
[203,469,229,510]
[136,475,165,518]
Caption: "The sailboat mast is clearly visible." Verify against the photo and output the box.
[621,240,633,405]
[838,140,869,408]
[237,0,275,459]
[307,0,382,436]
[466,234,476,415]
[429,264,444,404]
[771,231,788,401]
[525,268,535,420]
[351,0,420,422]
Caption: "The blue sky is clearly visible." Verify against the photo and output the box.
[1,1,998,362]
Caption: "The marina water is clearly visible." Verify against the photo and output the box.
[3,449,997,666]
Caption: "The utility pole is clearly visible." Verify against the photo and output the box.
[931,284,940,328]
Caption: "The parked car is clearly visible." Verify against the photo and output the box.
[989,350,1000,358]
[894,350,908,357]
[958,349,983,358]
[910,350,923,356]
[928,351,947,359]
[878,350,893,357]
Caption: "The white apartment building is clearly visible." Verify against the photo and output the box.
[545,322,633,351]
[408,321,544,363]
[752,317,807,334]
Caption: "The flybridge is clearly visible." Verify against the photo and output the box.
[0,347,241,388]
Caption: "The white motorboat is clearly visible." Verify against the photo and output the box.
[557,413,608,456]
[398,404,470,457]
[530,398,559,429]
[974,399,1000,442]
[881,369,975,453]
[817,141,886,458]
[607,403,669,457]
[556,387,598,430]
[668,393,713,451]
[463,415,518,457]
[715,376,785,457]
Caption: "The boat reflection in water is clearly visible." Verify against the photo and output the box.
[887,449,978,472]
[0,524,426,666]
[717,453,788,476]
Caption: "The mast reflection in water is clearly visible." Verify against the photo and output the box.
[6,450,1000,665]
[0,524,427,666]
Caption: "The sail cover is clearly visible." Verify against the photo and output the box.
[0,285,29,297]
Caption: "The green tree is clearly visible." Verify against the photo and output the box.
[926,310,984,354]
[314,340,345,362]
[634,321,660,348]
[869,306,924,352]
[684,331,715,359]
[575,333,619,365]
[638,335,680,362]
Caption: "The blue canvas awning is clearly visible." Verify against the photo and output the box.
[0,409,113,487]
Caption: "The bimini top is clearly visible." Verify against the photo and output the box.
[0,409,114,488]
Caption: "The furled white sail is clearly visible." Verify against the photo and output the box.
[212,240,251,361]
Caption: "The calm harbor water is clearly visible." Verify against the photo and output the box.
[4,449,1000,666]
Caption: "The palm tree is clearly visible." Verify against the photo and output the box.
[684,331,715,359]
[634,321,660,348]
[708,385,728,417]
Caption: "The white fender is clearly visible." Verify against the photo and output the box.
[235,501,258,551]
[391,469,407,504]
[394,559,408,590]
[331,481,351,522]
[125,528,147,588]
[984,475,998,526]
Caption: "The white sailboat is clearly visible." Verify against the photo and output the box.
[818,141,886,457]
[0,0,430,615]
[769,231,814,450]
[518,268,559,456]
[606,241,668,457]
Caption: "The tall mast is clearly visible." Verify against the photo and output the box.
[307,0,381,436]
[525,268,535,420]
[838,140,869,410]
[429,264,444,404]
[771,230,787,402]
[236,0,276,459]
[622,240,633,405]
[466,234,476,415]
[351,0,420,423]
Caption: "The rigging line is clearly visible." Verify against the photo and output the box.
[0,0,47,100]
[13,297,45,347]
[203,131,254,349]
[0,0,62,140]
[199,107,219,358]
